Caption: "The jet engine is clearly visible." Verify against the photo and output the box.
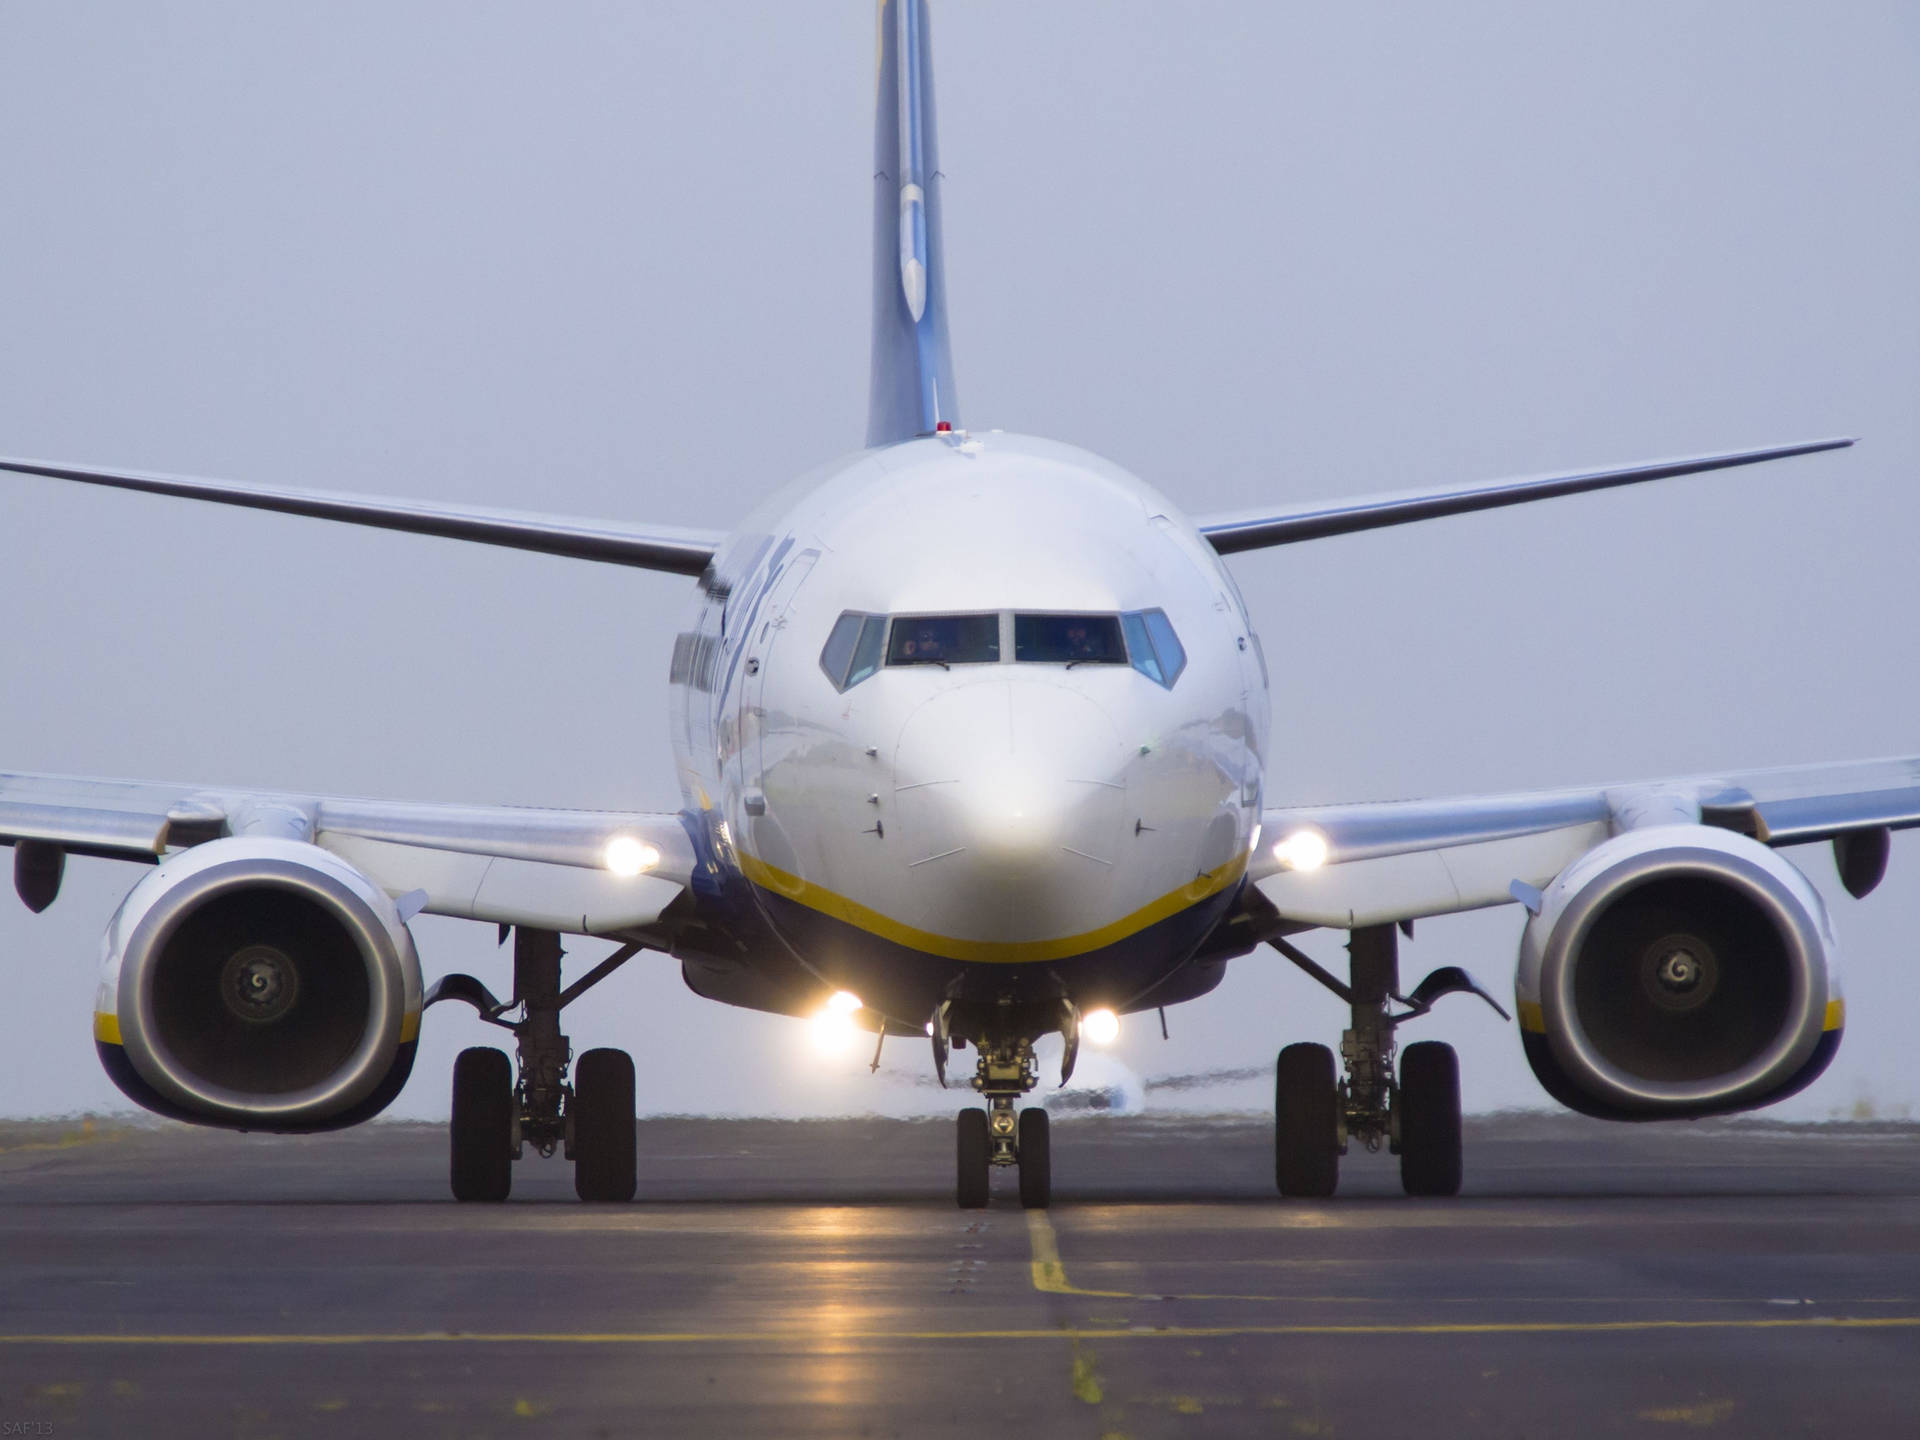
[95,837,423,1131]
[1515,824,1841,1120]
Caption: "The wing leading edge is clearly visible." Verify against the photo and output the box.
[1252,756,1920,931]
[1196,438,1853,555]
[0,771,695,937]
[0,456,724,576]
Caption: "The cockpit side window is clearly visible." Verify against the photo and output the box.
[1120,612,1161,684]
[1122,608,1186,688]
[1014,614,1126,665]
[820,611,889,691]
[886,613,1000,667]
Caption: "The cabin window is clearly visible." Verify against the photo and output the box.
[886,613,1000,667]
[820,612,889,691]
[1014,614,1126,666]
[1122,608,1186,688]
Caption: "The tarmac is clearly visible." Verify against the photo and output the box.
[0,1111,1916,1438]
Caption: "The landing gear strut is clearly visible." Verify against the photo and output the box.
[952,1033,1051,1210]
[1268,924,1505,1198]
[430,928,642,1203]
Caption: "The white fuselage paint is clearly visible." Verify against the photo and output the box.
[669,433,1270,1022]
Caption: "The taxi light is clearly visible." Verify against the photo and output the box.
[812,991,864,1053]
[603,836,660,877]
[1272,829,1329,873]
[1083,1008,1120,1045]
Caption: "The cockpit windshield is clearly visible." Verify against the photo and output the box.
[886,613,1000,667]
[1014,614,1126,665]
[823,607,1186,689]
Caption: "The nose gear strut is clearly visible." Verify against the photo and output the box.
[941,1002,1064,1210]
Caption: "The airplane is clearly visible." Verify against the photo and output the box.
[0,1,1904,1209]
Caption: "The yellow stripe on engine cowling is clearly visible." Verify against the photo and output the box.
[1517,998,1840,1036]
[96,1010,420,1046]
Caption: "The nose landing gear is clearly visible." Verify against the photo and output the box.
[952,1035,1052,1209]
[1267,924,1505,1198]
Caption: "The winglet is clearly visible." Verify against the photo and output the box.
[867,0,960,446]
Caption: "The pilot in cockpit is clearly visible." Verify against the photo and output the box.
[903,622,946,661]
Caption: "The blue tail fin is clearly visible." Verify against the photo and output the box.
[866,0,960,446]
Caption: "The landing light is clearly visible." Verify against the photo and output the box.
[811,991,865,1054]
[1272,829,1329,873]
[603,835,660,878]
[1083,1008,1120,1046]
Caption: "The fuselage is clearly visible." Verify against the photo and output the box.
[670,432,1271,1029]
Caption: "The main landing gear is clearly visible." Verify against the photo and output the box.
[938,1007,1060,1210]
[429,927,643,1203]
[1268,923,1507,1198]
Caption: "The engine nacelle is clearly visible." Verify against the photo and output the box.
[1516,824,1842,1120]
[95,837,423,1132]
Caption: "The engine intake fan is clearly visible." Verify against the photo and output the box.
[1517,824,1841,1120]
[98,837,423,1131]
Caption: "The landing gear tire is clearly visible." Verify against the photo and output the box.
[572,1047,637,1203]
[956,1108,990,1209]
[1275,1042,1339,1198]
[1017,1107,1052,1210]
[451,1046,514,1203]
[1398,1040,1462,1197]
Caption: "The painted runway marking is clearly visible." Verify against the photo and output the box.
[1027,1212,1132,1297]
[1,1317,1920,1346]
[1026,1211,1920,1309]
[0,1120,122,1156]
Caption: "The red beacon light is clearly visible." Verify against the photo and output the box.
[934,421,952,433]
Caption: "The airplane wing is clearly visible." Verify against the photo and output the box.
[1250,756,1920,930]
[0,770,696,936]
[0,456,726,576]
[1193,438,1852,555]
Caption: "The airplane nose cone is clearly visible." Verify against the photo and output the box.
[892,679,1130,944]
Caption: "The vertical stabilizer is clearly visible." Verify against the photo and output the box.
[867,0,960,446]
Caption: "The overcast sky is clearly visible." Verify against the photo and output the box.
[0,3,1915,1123]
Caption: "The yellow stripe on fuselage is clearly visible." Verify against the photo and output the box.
[1825,998,1845,1032]
[737,848,1249,965]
